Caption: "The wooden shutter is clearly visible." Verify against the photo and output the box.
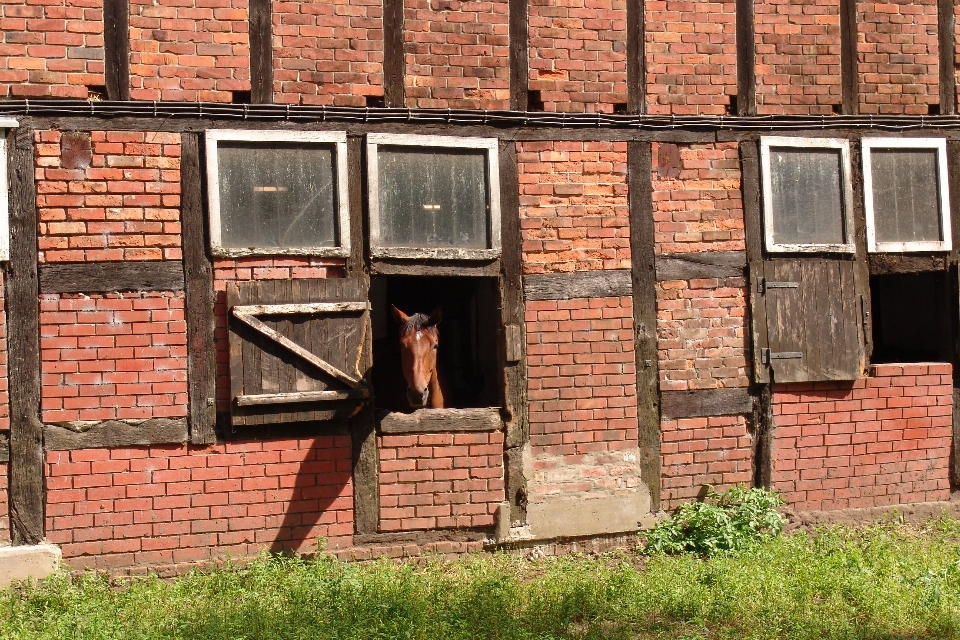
[227,278,370,426]
[749,259,866,383]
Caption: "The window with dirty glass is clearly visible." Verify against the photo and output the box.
[367,134,501,260]
[760,137,855,253]
[205,130,350,257]
[863,138,951,253]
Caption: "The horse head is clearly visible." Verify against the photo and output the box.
[390,305,443,408]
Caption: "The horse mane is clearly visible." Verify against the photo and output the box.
[398,313,438,338]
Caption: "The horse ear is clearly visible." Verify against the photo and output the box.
[390,305,409,325]
[426,306,443,327]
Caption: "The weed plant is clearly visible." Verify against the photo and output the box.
[1,516,959,639]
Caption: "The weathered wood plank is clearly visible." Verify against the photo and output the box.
[740,140,763,263]
[868,254,949,275]
[0,432,8,463]
[736,0,756,116]
[939,0,955,115]
[249,0,273,103]
[509,0,529,111]
[371,260,501,278]
[840,0,858,114]
[382,0,405,107]
[379,408,503,434]
[628,141,662,511]
[7,127,44,545]
[626,0,644,114]
[523,269,632,301]
[232,302,368,315]
[39,261,184,294]
[44,418,188,450]
[181,133,218,444]
[660,388,754,420]
[748,261,771,383]
[655,251,747,281]
[103,0,130,101]
[236,389,370,407]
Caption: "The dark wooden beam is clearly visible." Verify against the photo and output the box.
[498,139,528,526]
[44,418,188,450]
[628,141,661,511]
[627,0,645,114]
[739,139,763,263]
[735,0,756,116]
[371,260,500,278]
[840,0,858,114]
[523,269,632,301]
[181,133,218,445]
[6,127,44,545]
[939,0,955,115]
[868,254,949,276]
[751,384,773,489]
[382,0,405,108]
[0,433,8,463]
[509,0,529,111]
[655,250,746,281]
[103,0,130,101]
[660,388,754,420]
[39,261,184,294]
[249,0,273,103]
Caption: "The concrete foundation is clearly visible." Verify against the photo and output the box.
[527,492,656,539]
[0,544,62,589]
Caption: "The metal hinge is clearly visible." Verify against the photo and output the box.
[761,348,802,365]
[759,278,799,294]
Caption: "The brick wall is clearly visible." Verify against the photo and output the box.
[528,0,627,113]
[45,436,353,570]
[212,257,346,414]
[525,296,642,500]
[273,0,383,106]
[645,0,737,115]
[404,0,509,109]
[857,0,939,115]
[772,363,952,511]
[378,431,505,531]
[129,0,250,102]
[660,415,753,510]
[0,0,103,98]
[518,141,629,274]
[755,0,842,115]
[40,292,188,424]
[35,130,182,264]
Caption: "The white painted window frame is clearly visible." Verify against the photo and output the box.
[862,137,952,254]
[366,133,502,261]
[0,118,18,262]
[760,136,856,254]
[204,129,351,258]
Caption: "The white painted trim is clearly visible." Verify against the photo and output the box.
[862,137,952,254]
[760,136,856,254]
[0,118,19,129]
[204,129,351,258]
[0,135,9,262]
[366,133,502,260]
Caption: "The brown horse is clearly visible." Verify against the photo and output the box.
[390,305,445,409]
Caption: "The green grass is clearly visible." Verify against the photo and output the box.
[2,517,960,639]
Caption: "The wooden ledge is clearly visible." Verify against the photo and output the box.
[378,408,503,434]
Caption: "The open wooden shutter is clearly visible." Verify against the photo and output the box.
[749,259,866,383]
[227,278,370,426]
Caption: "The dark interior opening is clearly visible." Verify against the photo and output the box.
[370,275,501,412]
[231,90,252,104]
[870,271,954,364]
[527,90,545,112]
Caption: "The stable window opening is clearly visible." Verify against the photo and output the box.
[760,136,856,254]
[370,275,501,413]
[870,272,953,364]
[863,137,952,253]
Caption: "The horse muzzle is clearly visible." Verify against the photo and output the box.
[406,387,429,408]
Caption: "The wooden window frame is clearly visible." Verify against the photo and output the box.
[760,136,856,255]
[366,133,502,261]
[204,129,351,259]
[0,118,18,262]
[862,137,952,254]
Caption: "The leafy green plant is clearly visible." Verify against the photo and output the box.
[643,485,786,556]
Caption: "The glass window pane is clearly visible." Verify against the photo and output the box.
[870,149,942,244]
[769,147,846,246]
[377,147,489,249]
[217,142,338,249]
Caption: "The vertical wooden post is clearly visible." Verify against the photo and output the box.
[840,0,858,115]
[382,0,405,108]
[939,0,956,115]
[498,140,528,524]
[628,141,661,510]
[735,0,756,116]
[103,0,130,101]
[626,0,645,114]
[182,133,218,445]
[346,136,379,534]
[249,0,273,104]
[6,127,43,545]
[947,141,960,488]
[509,0,529,111]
